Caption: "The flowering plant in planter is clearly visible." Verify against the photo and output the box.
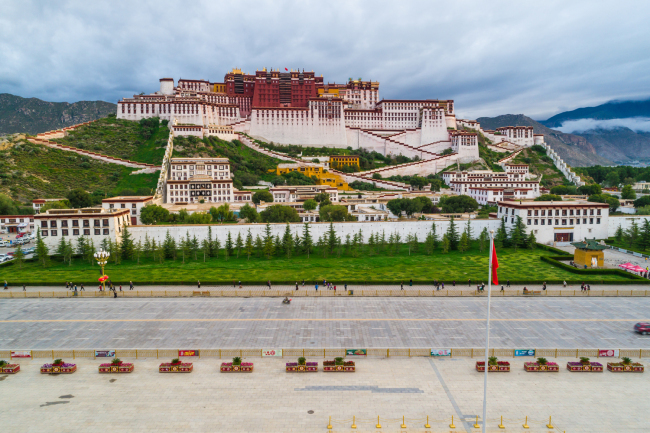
[286,359,318,372]
[221,357,253,372]
[41,360,77,374]
[567,359,603,372]
[160,358,193,373]
[99,358,134,373]
[0,359,20,374]
[607,357,644,373]
[524,357,559,372]
[476,357,510,372]
[324,359,355,372]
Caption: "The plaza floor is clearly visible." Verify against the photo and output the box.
[0,356,646,432]
[1,297,649,349]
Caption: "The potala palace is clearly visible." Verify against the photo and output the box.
[116,68,547,167]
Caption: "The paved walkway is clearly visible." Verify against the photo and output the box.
[1,297,648,349]
[0,357,646,432]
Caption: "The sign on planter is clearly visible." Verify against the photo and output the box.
[10,350,31,358]
[346,349,367,356]
[262,349,282,357]
[514,349,535,357]
[95,350,115,358]
[179,350,199,357]
[431,349,451,357]
[598,349,619,358]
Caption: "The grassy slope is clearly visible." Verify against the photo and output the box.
[511,147,569,187]
[1,244,638,285]
[0,139,158,201]
[52,117,168,165]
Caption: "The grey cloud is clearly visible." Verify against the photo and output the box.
[1,0,650,120]
[556,117,650,133]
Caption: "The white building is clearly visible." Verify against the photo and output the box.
[269,185,338,203]
[497,201,609,244]
[32,198,67,214]
[102,196,155,225]
[0,215,35,234]
[34,208,131,253]
[504,164,530,177]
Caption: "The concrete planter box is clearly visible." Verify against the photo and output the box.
[99,363,134,373]
[524,362,559,372]
[1,364,20,374]
[41,364,77,374]
[567,362,603,372]
[286,363,318,372]
[159,363,193,373]
[221,363,253,372]
[476,362,510,372]
[607,363,644,373]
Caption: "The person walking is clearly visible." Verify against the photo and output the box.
[334,285,336,294]
[506,280,510,288]
[23,284,26,292]
[73,284,77,292]
[401,281,404,290]
[197,280,201,289]
[3,280,7,290]
[409,279,413,287]
[315,283,318,292]
[65,281,69,290]
[295,282,299,291]
[239,281,242,289]
[468,278,471,287]
[344,283,348,292]
[73,286,78,297]
[129,281,134,290]
[452,280,456,287]
[563,280,567,288]
[80,284,85,291]
[119,285,122,292]
[501,285,504,292]
[113,290,117,298]
[302,279,305,287]
[98,284,102,292]
[441,282,444,290]
[542,282,547,291]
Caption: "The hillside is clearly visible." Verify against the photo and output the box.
[0,135,158,202]
[52,116,168,165]
[510,146,569,187]
[543,98,650,127]
[476,114,611,167]
[0,93,116,136]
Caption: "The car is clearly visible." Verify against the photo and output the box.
[634,323,650,335]
[16,233,24,238]
[0,240,7,247]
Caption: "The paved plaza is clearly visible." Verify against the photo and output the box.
[0,297,649,349]
[0,356,647,432]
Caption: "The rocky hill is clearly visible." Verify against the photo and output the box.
[476,114,612,167]
[0,93,116,136]
[542,98,650,127]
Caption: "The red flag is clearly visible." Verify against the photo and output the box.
[491,244,499,285]
[285,67,288,71]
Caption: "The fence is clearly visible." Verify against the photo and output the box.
[327,415,563,431]
[3,347,649,359]
[0,288,649,298]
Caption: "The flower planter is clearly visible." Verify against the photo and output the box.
[567,362,603,372]
[476,361,510,372]
[1,364,20,374]
[41,363,77,374]
[524,362,559,372]
[286,362,318,372]
[159,362,193,373]
[98,363,134,373]
[323,361,355,372]
[607,362,644,373]
[220,362,253,372]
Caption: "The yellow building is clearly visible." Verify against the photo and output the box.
[212,82,226,93]
[275,163,351,190]
[570,239,605,268]
[329,155,360,170]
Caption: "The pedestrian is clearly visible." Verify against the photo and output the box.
[267,280,271,289]
[113,290,117,298]
[129,281,134,290]
[23,284,26,292]
[344,283,348,291]
[3,280,7,290]
[542,282,546,291]
[315,283,318,292]
[74,284,77,292]
[409,279,413,287]
[441,282,444,290]
[119,285,122,292]
[295,282,298,291]
[334,285,336,293]
[506,280,510,288]
[452,280,456,287]
[468,278,471,287]
[98,284,102,291]
[563,280,567,288]
[587,284,590,291]
[401,281,404,290]
[198,280,201,289]
[501,285,504,291]
[80,284,85,291]
[233,280,236,288]
[239,281,242,289]
[65,281,69,290]
[302,279,305,287]
[74,286,78,296]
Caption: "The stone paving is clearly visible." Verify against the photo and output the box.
[1,297,649,349]
[0,356,646,432]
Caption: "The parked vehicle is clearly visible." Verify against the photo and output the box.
[634,323,650,335]
[16,233,24,238]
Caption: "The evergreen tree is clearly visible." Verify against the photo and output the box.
[201,238,210,262]
[380,230,387,251]
[284,225,294,259]
[327,223,337,253]
[180,232,191,264]
[76,235,87,258]
[155,241,165,264]
[446,217,459,250]
[368,232,375,255]
[191,235,199,260]
[100,237,109,252]
[442,233,450,253]
[163,230,177,260]
[640,219,650,251]
[120,226,134,261]
[431,223,439,249]
[134,240,143,264]
[254,234,263,258]
[213,235,221,259]
[495,218,508,248]
[526,231,537,249]
[274,234,282,257]
[143,233,152,259]
[263,223,275,259]
[478,227,489,252]
[345,233,352,255]
[151,238,158,262]
[459,231,470,253]
[86,239,96,265]
[387,232,396,255]
[424,231,435,255]
[625,219,641,248]
[317,234,327,258]
[509,216,527,250]
[464,219,474,242]
[14,244,25,268]
[302,223,313,258]
[64,239,74,266]
[335,233,342,257]
[235,232,243,258]
[394,231,402,254]
[207,226,216,256]
[293,232,301,253]
[615,224,624,242]
[226,232,234,256]
[35,229,49,267]
[245,229,254,260]
[56,236,67,258]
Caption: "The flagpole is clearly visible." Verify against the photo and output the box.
[482,230,494,433]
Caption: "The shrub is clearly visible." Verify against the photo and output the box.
[488,356,498,366]
[232,357,242,366]
[335,357,344,366]
[298,357,306,365]
[537,357,548,365]
[579,357,590,364]
[111,358,122,365]
[622,357,632,365]
[53,359,64,365]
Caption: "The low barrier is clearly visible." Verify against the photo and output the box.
[327,415,562,431]
[0,288,648,298]
[3,347,649,359]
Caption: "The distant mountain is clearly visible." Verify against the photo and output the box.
[475,114,612,167]
[542,98,650,128]
[0,93,116,135]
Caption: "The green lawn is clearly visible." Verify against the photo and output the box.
[1,245,642,286]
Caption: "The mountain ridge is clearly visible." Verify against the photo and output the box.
[542,98,650,128]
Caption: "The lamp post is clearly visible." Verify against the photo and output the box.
[94,249,110,291]
[481,230,495,433]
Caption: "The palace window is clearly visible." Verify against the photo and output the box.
[83,220,90,227]
[42,230,48,236]
[62,229,68,236]
[73,229,79,236]
[94,229,100,235]
[51,230,57,236]
[84,229,90,236]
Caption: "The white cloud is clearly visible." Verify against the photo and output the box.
[1,0,650,119]
[556,118,650,133]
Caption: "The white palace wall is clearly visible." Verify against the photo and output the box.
[130,219,501,247]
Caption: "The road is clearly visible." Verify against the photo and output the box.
[1,297,648,349]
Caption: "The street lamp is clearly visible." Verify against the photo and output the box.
[94,249,110,291]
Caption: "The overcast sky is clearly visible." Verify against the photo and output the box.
[2,0,649,120]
